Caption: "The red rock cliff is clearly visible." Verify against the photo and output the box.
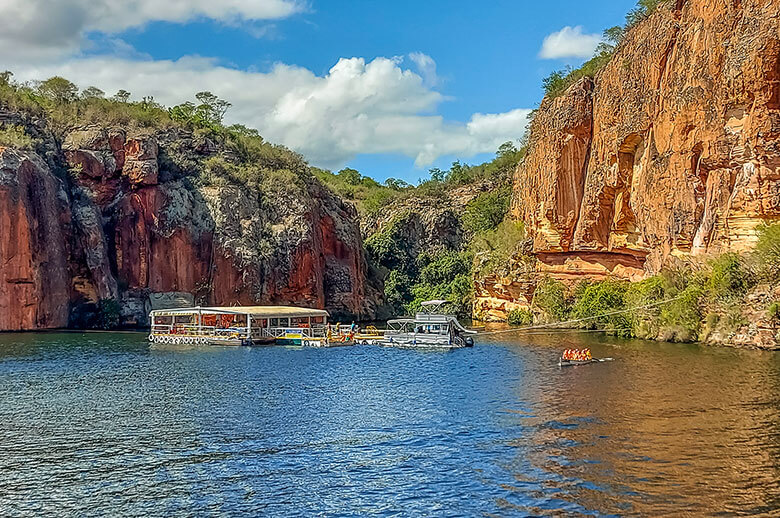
[0,123,379,330]
[0,148,72,329]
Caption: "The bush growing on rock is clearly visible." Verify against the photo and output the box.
[471,219,528,276]
[532,277,571,322]
[768,302,780,321]
[508,308,533,326]
[707,252,754,301]
[570,280,631,336]
[405,251,473,317]
[96,299,121,330]
[753,222,780,284]
[0,124,35,150]
[462,186,511,235]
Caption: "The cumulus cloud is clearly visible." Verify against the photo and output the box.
[539,26,602,59]
[8,55,530,169]
[0,0,301,58]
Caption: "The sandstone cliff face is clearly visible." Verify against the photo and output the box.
[512,0,780,277]
[477,0,780,339]
[0,122,379,330]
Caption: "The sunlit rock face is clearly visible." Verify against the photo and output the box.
[512,0,780,280]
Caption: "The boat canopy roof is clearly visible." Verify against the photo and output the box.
[420,299,448,306]
[150,305,329,319]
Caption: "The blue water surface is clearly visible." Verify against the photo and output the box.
[0,332,778,516]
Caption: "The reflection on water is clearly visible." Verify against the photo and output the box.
[0,331,778,515]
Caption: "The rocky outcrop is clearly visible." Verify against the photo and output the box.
[0,148,72,330]
[363,181,496,254]
[473,255,536,322]
[512,0,780,281]
[0,121,380,330]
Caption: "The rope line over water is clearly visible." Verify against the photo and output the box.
[473,295,685,337]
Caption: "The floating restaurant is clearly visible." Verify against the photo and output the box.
[148,306,332,346]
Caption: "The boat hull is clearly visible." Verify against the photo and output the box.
[558,359,599,367]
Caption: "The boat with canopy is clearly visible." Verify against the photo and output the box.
[148,305,332,346]
[380,300,476,349]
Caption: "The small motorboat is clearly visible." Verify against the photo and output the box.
[380,300,476,350]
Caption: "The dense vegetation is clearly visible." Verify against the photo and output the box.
[365,143,526,317]
[541,0,669,99]
[314,141,524,218]
[511,224,780,342]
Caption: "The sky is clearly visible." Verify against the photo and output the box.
[0,0,635,183]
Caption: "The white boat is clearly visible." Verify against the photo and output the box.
[380,300,476,349]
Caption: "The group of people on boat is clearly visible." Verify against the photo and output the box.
[561,348,592,361]
[326,322,357,342]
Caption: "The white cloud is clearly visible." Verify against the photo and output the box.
[408,52,438,87]
[7,55,530,169]
[0,0,301,58]
[539,26,602,59]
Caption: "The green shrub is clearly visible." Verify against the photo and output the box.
[532,277,571,321]
[0,125,35,150]
[570,280,631,335]
[753,222,780,283]
[365,214,415,273]
[707,252,754,300]
[462,186,511,234]
[404,251,473,317]
[96,299,121,330]
[768,302,780,320]
[471,219,527,275]
[314,166,398,215]
[626,0,667,27]
[656,277,705,342]
[384,270,412,314]
[508,308,533,326]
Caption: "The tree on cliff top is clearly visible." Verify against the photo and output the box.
[626,0,667,27]
[37,76,79,104]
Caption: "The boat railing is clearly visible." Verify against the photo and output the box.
[151,324,217,335]
[256,326,329,339]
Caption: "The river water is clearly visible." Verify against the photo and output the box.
[0,331,778,516]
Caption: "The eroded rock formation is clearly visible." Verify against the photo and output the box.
[0,148,72,330]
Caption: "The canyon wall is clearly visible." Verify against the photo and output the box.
[477,0,780,320]
[0,124,379,330]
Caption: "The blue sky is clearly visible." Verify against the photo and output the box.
[2,0,635,182]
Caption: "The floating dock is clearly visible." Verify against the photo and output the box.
[148,305,333,346]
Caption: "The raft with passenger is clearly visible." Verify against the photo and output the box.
[558,348,610,366]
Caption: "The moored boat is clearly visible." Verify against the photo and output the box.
[380,300,476,350]
[148,306,330,346]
